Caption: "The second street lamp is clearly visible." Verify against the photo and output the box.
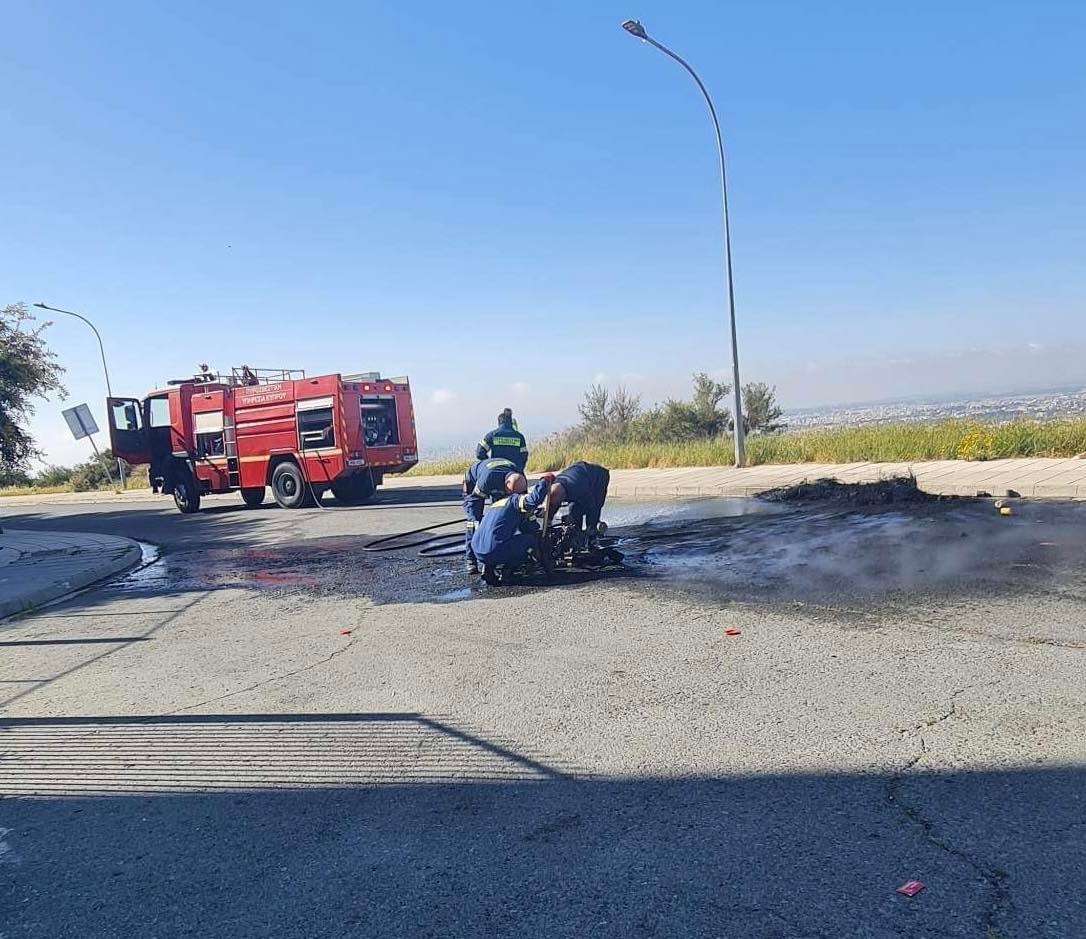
[621,19,747,467]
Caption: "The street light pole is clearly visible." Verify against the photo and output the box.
[621,19,747,467]
[33,302,127,488]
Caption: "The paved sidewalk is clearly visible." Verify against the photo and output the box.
[384,456,1086,500]
[0,529,143,620]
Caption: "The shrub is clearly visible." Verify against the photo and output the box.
[34,464,74,487]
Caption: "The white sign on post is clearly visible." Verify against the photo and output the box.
[62,403,100,441]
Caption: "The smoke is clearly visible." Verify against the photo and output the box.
[614,496,1086,608]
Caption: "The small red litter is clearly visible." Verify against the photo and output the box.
[896,880,924,897]
[339,628,353,636]
[724,628,741,637]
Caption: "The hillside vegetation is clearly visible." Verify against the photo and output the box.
[410,419,1086,476]
[408,372,1086,481]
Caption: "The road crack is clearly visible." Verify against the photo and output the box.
[886,688,1016,936]
[169,637,357,715]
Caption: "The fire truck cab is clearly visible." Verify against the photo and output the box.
[107,367,418,513]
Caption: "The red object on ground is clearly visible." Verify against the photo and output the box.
[724,628,741,636]
[896,880,925,897]
[339,628,352,635]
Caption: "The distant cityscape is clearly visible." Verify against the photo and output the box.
[419,386,1086,460]
[786,386,1086,429]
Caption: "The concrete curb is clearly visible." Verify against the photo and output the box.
[0,535,144,621]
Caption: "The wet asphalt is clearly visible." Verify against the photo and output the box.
[1,485,1085,937]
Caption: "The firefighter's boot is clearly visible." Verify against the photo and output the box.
[465,554,480,577]
[568,528,585,553]
[586,524,602,552]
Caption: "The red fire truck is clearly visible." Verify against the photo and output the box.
[107,367,418,513]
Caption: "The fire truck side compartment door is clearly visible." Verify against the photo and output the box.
[107,397,151,465]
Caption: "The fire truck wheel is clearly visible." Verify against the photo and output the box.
[271,461,315,509]
[240,487,265,508]
[172,472,201,514]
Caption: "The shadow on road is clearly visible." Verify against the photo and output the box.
[0,637,154,647]
[0,710,1082,936]
[365,483,460,507]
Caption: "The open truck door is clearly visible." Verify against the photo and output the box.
[107,397,151,465]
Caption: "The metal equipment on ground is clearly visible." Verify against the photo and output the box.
[481,508,624,586]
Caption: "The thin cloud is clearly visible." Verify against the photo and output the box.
[431,388,458,405]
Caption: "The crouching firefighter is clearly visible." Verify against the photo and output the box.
[546,461,611,547]
[471,476,551,583]
[462,458,527,575]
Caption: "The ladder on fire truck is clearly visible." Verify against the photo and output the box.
[224,415,240,489]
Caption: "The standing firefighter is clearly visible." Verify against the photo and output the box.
[476,408,528,471]
[546,461,611,548]
[462,458,527,575]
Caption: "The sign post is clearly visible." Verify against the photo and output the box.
[62,404,118,487]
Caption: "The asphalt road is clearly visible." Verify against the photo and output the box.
[2,485,1085,937]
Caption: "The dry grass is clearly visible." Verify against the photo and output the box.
[0,483,74,498]
[1,465,150,499]
[407,419,1086,476]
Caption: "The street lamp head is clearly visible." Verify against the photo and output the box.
[33,302,47,309]
[621,19,648,40]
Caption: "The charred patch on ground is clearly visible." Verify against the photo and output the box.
[760,475,950,506]
[613,497,1086,625]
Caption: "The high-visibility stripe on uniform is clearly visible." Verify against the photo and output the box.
[492,436,521,447]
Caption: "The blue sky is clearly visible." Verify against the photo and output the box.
[3,1,1084,464]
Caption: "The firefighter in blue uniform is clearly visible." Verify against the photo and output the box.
[476,408,528,471]
[546,461,611,547]
[462,457,526,575]
[471,474,554,580]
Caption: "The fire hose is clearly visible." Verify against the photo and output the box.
[361,518,466,557]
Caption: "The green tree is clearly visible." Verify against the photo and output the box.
[578,384,611,433]
[742,382,785,434]
[0,302,67,472]
[689,372,733,437]
[571,373,759,445]
[0,466,32,488]
[633,373,733,442]
[577,384,643,443]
